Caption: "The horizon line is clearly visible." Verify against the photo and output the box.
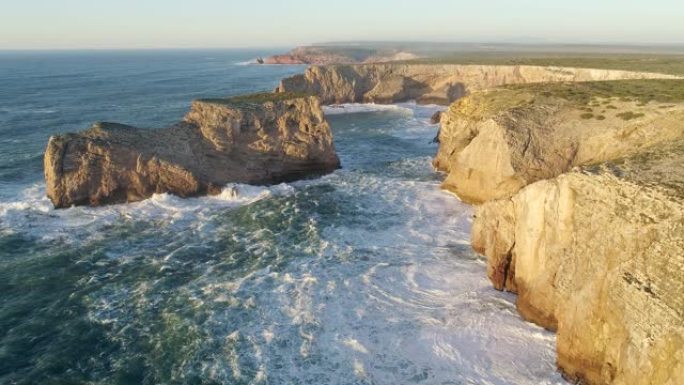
[1,40,684,52]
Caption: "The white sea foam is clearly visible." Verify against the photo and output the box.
[233,60,257,66]
[323,103,414,116]
[0,183,293,242]
[0,107,58,114]
[83,164,563,384]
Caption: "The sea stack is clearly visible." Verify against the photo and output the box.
[44,93,340,208]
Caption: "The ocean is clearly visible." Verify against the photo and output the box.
[0,49,564,384]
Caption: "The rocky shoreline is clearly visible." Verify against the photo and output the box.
[42,62,683,384]
[273,64,683,384]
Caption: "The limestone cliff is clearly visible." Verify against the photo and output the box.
[434,84,684,204]
[44,94,340,208]
[276,64,679,105]
[472,143,684,385]
[447,81,684,385]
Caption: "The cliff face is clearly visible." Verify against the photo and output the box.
[445,82,684,385]
[276,64,680,105]
[472,144,684,385]
[44,95,340,208]
[434,88,684,204]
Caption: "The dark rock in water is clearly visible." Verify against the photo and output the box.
[430,111,443,124]
[256,57,264,64]
[431,127,441,144]
[44,94,340,208]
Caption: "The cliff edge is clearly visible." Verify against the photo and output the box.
[276,64,680,105]
[44,94,340,208]
[434,81,684,203]
[437,80,684,384]
[472,143,684,385]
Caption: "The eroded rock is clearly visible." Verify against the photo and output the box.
[44,94,340,208]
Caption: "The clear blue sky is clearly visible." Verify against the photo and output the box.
[1,0,682,49]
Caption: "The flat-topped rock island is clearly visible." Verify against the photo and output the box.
[44,93,340,208]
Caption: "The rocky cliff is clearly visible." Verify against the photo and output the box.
[472,144,684,385]
[44,94,340,208]
[262,46,420,65]
[440,80,684,384]
[276,64,680,105]
[434,82,684,203]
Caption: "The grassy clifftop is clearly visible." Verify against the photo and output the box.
[503,79,684,105]
[197,92,310,106]
[403,53,684,76]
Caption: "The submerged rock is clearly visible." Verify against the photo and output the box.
[44,94,340,208]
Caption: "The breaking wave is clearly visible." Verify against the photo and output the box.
[0,183,294,243]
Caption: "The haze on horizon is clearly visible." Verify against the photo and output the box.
[1,0,683,50]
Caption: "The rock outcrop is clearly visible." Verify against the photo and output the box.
[442,81,684,384]
[434,86,684,204]
[44,94,340,208]
[276,64,680,105]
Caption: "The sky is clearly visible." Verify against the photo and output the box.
[0,0,683,49]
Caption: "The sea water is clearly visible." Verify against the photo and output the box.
[0,50,565,384]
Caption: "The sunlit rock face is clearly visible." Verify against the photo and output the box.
[434,89,684,204]
[450,85,684,384]
[472,144,684,385]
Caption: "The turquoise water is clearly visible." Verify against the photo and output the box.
[0,50,564,384]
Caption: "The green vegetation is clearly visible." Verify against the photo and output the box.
[616,111,646,120]
[197,92,310,106]
[503,79,684,106]
[404,53,684,76]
